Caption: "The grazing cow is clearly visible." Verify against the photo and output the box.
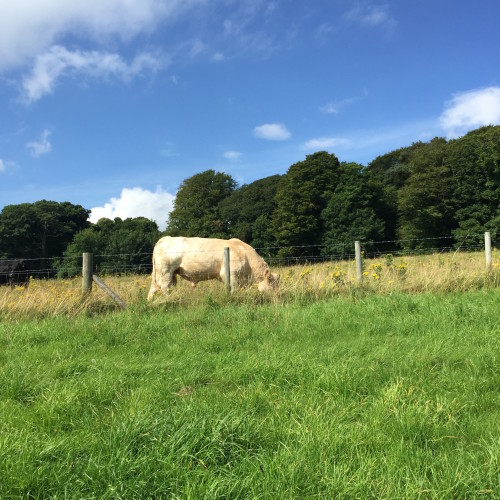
[0,259,28,287]
[147,236,279,299]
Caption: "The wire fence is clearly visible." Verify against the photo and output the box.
[0,233,497,284]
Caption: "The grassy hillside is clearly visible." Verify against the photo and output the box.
[1,290,499,498]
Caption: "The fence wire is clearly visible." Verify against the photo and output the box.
[0,233,497,282]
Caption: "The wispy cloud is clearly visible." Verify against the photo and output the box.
[254,123,291,140]
[320,89,368,114]
[0,158,18,173]
[2,0,284,101]
[26,129,52,157]
[344,4,397,34]
[160,142,179,158]
[212,52,226,62]
[210,1,285,61]
[22,46,164,102]
[89,186,175,231]
[315,23,337,44]
[224,150,243,161]
[440,87,500,138]
[302,137,350,151]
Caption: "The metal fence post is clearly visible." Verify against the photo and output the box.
[224,247,231,294]
[82,252,93,294]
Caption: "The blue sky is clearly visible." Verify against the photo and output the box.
[1,0,499,230]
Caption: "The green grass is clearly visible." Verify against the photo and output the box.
[1,290,499,498]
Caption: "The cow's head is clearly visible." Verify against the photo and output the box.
[258,268,280,292]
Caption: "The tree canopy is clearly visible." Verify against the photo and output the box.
[2,125,499,266]
[271,151,341,257]
[56,217,160,277]
[321,163,386,256]
[396,137,456,248]
[0,201,89,268]
[166,170,237,238]
[218,175,281,250]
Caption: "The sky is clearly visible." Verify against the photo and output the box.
[1,0,499,230]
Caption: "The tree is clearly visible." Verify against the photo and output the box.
[366,142,428,189]
[446,126,500,244]
[366,142,430,244]
[56,217,160,277]
[271,151,340,258]
[218,175,281,250]
[166,170,237,238]
[397,137,456,249]
[321,163,385,256]
[0,201,90,266]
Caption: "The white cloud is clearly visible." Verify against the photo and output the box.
[224,150,242,161]
[0,158,18,172]
[26,129,52,157]
[302,137,350,150]
[0,0,198,72]
[0,0,204,100]
[22,45,164,102]
[89,186,175,230]
[253,123,291,141]
[440,87,500,138]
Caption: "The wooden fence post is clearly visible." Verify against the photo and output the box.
[485,232,492,271]
[355,241,363,283]
[224,247,231,294]
[82,252,93,294]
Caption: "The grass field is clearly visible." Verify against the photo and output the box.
[0,251,499,498]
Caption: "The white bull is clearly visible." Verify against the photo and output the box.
[147,236,279,299]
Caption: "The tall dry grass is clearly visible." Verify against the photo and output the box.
[1,249,499,320]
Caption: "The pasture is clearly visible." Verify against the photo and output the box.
[0,251,499,498]
[1,249,499,320]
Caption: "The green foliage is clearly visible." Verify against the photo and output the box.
[366,127,500,249]
[1,291,499,497]
[0,200,89,262]
[366,142,436,245]
[2,126,500,261]
[218,175,281,251]
[321,163,386,256]
[397,138,457,248]
[271,151,340,257]
[446,126,500,244]
[367,142,427,189]
[166,169,237,238]
[56,217,160,277]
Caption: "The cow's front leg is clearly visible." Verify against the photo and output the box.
[148,269,178,299]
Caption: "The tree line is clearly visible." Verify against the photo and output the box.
[0,125,498,275]
[165,125,500,257]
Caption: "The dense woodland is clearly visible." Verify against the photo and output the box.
[0,125,499,275]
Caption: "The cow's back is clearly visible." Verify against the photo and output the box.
[155,236,228,276]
